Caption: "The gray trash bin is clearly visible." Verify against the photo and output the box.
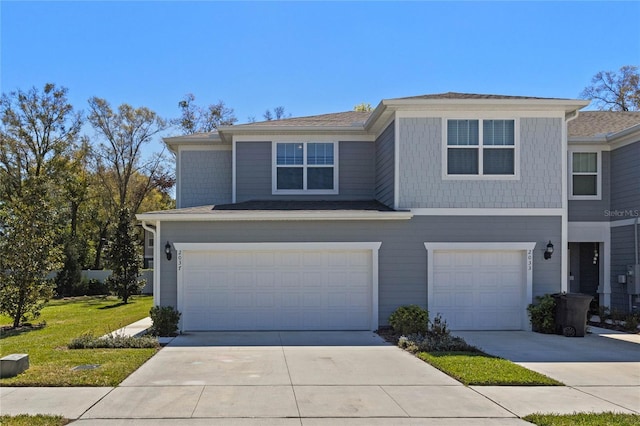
[552,293,593,337]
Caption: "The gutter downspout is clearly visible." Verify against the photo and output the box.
[635,217,639,266]
[563,110,581,295]
[634,217,639,312]
[141,221,160,307]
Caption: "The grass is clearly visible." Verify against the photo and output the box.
[418,351,562,386]
[524,412,640,425]
[0,295,156,386]
[0,415,70,426]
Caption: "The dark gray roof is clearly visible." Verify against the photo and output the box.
[230,111,371,128]
[213,200,394,211]
[568,111,640,138]
[391,92,574,101]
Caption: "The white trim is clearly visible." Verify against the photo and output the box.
[177,144,232,151]
[174,242,382,332]
[424,242,536,331]
[610,217,640,227]
[442,118,520,180]
[271,141,339,195]
[393,115,400,210]
[232,139,237,203]
[568,149,602,200]
[395,109,567,119]
[137,211,414,222]
[410,208,563,216]
[232,133,375,142]
[176,149,182,208]
[141,220,160,307]
[174,241,382,252]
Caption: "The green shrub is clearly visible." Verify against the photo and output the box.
[148,306,181,336]
[396,313,478,353]
[389,305,429,335]
[624,314,640,332]
[527,294,556,334]
[68,332,158,349]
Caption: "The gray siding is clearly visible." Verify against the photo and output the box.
[568,151,611,222]
[180,150,232,208]
[375,122,395,208]
[159,216,561,326]
[611,142,640,221]
[610,224,640,312]
[398,117,564,208]
[235,142,271,202]
[235,141,375,202]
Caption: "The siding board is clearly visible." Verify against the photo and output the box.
[180,150,232,207]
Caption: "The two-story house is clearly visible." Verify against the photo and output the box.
[137,92,640,332]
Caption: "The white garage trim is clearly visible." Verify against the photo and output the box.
[174,242,381,331]
[424,242,536,330]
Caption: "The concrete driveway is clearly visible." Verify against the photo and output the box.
[4,330,637,424]
[79,331,529,424]
[455,327,640,417]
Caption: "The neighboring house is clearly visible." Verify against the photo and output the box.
[137,92,640,332]
[566,111,640,313]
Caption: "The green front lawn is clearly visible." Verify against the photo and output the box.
[418,351,562,386]
[524,412,640,425]
[0,415,69,426]
[0,295,156,386]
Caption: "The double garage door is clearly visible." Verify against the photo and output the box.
[176,243,379,331]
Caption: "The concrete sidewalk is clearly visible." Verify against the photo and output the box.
[1,330,638,425]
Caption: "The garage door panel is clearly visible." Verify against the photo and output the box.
[328,252,348,267]
[303,252,323,267]
[181,248,373,331]
[430,250,525,331]
[281,252,301,266]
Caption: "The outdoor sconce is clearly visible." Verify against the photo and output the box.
[165,241,172,261]
[544,241,554,260]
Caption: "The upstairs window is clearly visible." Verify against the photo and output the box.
[445,119,517,178]
[273,142,338,193]
[571,152,599,198]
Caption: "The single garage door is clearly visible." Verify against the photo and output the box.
[177,243,379,331]
[429,250,526,330]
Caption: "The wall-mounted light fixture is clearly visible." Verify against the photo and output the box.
[544,241,554,260]
[165,241,172,261]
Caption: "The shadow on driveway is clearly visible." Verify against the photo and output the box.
[168,330,392,347]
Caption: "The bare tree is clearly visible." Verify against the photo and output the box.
[263,106,290,121]
[174,93,237,134]
[580,65,640,111]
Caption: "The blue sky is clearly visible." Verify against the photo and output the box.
[2,1,639,152]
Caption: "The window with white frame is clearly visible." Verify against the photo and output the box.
[274,142,337,192]
[445,119,516,177]
[571,152,598,197]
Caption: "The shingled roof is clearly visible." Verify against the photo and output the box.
[391,92,574,101]
[568,111,640,138]
[231,111,371,128]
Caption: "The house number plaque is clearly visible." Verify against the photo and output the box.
[527,249,532,270]
[177,250,183,271]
